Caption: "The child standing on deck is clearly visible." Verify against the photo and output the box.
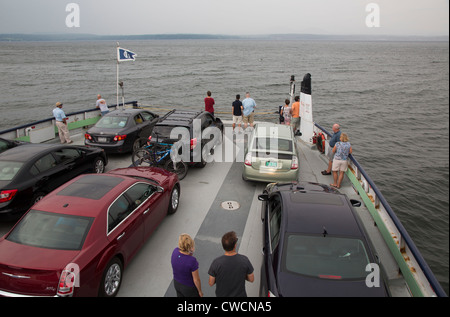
[280,99,292,126]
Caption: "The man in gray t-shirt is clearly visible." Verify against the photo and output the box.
[208,231,254,297]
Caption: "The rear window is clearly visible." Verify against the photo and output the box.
[290,192,344,206]
[152,125,189,140]
[7,210,93,250]
[283,234,370,280]
[0,161,23,181]
[57,175,124,200]
[96,116,128,129]
[253,137,293,152]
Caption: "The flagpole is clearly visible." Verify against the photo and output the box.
[116,42,120,110]
[116,44,136,111]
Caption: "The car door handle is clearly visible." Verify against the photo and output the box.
[117,232,125,241]
[143,208,150,215]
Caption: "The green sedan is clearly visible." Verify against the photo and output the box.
[242,123,299,183]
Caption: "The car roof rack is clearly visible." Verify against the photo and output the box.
[158,109,204,125]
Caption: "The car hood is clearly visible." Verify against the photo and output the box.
[107,166,174,185]
[0,239,79,296]
[277,271,388,297]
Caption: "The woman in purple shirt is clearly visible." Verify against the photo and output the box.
[171,234,203,297]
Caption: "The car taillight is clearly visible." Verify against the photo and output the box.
[84,133,92,140]
[190,138,197,150]
[0,189,18,203]
[57,269,76,297]
[244,153,252,166]
[113,134,127,142]
[291,156,298,169]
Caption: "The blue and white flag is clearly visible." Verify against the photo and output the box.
[117,47,137,62]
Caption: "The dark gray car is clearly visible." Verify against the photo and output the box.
[0,143,107,220]
[85,109,159,153]
[259,181,389,297]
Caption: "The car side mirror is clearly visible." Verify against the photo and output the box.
[258,194,269,201]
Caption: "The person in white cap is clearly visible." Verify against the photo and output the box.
[53,102,72,144]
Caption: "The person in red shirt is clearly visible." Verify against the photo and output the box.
[204,91,215,116]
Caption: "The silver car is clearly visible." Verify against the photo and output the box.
[242,123,299,183]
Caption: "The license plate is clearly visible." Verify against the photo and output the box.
[98,137,108,143]
[265,161,278,168]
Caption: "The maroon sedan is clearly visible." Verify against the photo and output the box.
[0,166,180,297]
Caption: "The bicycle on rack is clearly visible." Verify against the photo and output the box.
[131,137,188,180]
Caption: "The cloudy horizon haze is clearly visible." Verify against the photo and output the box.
[0,0,448,37]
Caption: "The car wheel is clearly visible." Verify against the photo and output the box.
[93,158,105,173]
[99,257,123,297]
[32,192,46,205]
[132,138,146,153]
[168,185,180,215]
[195,145,207,168]
[164,160,188,180]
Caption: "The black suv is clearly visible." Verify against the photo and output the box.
[150,110,223,167]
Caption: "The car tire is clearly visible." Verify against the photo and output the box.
[93,158,105,173]
[195,146,207,168]
[164,160,188,180]
[168,184,180,215]
[132,138,147,153]
[99,257,123,297]
[31,192,46,205]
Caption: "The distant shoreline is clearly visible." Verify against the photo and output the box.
[1,33,448,42]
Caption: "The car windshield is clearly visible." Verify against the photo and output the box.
[95,116,128,129]
[0,161,24,181]
[253,138,292,152]
[7,210,93,251]
[283,234,371,280]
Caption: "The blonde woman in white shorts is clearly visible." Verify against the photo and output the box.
[331,133,352,189]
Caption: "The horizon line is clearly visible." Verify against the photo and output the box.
[1,32,448,42]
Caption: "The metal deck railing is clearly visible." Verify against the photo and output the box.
[314,122,446,297]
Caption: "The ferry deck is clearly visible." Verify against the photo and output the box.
[0,122,413,297]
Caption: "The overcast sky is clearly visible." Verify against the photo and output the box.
[0,0,448,36]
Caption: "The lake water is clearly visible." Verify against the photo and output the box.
[0,39,448,294]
